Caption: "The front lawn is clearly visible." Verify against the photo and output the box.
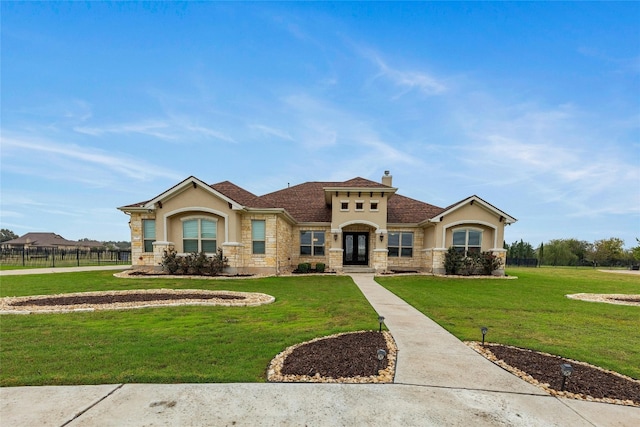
[377,268,640,379]
[0,272,378,386]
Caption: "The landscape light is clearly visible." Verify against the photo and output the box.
[378,315,385,332]
[560,363,573,391]
[376,349,387,371]
[481,326,488,346]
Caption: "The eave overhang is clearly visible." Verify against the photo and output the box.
[428,195,517,225]
[117,176,245,213]
[323,186,398,205]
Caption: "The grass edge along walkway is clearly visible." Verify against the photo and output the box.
[376,267,640,380]
[0,272,379,386]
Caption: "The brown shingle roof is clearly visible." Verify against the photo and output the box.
[250,181,333,222]
[211,181,258,206]
[121,176,445,224]
[387,194,444,223]
[248,177,443,223]
[3,232,78,247]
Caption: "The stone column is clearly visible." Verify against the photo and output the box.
[432,248,448,275]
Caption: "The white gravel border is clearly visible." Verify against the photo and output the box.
[0,289,275,314]
[566,293,640,306]
[267,330,397,384]
[467,341,639,407]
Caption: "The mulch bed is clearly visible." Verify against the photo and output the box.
[280,331,389,378]
[9,292,245,307]
[473,343,639,406]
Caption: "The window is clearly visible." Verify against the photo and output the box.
[452,229,482,256]
[142,220,156,252]
[252,220,266,254]
[388,232,413,257]
[300,231,325,256]
[340,201,349,211]
[355,201,364,211]
[182,218,217,253]
[370,201,379,211]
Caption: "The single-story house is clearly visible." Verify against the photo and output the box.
[1,232,79,250]
[118,172,516,275]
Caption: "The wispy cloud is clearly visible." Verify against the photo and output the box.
[249,124,294,141]
[364,50,447,97]
[1,133,183,183]
[74,116,236,143]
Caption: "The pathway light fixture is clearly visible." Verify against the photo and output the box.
[378,315,385,332]
[560,363,573,391]
[377,349,387,371]
[480,326,488,346]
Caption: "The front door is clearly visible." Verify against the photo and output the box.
[343,232,369,265]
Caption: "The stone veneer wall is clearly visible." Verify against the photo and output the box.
[129,212,157,268]
[276,216,294,274]
[240,214,278,275]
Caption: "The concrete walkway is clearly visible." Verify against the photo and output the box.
[1,273,638,426]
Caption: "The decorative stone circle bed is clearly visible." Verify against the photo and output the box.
[566,293,640,306]
[268,331,397,384]
[0,289,275,314]
[467,342,640,407]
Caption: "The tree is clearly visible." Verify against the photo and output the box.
[543,239,579,266]
[591,238,625,267]
[0,229,18,243]
[631,238,640,263]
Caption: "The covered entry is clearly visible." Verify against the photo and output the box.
[343,232,369,265]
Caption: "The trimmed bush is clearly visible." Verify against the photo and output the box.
[297,263,311,273]
[315,262,326,273]
[161,248,228,276]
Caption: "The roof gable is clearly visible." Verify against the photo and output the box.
[430,195,516,224]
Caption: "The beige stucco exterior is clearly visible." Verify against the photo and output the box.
[119,175,515,275]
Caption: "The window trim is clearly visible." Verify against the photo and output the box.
[181,217,217,253]
[354,200,364,211]
[252,219,266,255]
[370,200,379,211]
[300,230,326,256]
[142,219,156,253]
[452,227,483,256]
[340,200,349,211]
[388,231,414,258]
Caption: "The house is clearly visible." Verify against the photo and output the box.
[118,172,516,275]
[1,232,79,250]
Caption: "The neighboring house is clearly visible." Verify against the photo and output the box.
[118,172,516,275]
[1,232,79,250]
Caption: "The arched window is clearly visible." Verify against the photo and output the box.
[182,218,217,253]
[452,228,482,256]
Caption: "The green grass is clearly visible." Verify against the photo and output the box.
[377,268,640,379]
[0,272,378,386]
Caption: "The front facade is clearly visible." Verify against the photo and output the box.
[118,172,516,275]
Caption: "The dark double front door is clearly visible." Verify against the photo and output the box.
[343,232,369,265]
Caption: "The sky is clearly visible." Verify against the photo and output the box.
[1,2,639,247]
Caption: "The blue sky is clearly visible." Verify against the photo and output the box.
[1,2,639,247]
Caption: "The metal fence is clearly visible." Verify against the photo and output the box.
[0,248,131,268]
[506,257,539,267]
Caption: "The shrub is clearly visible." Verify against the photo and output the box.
[297,263,311,273]
[444,247,463,275]
[315,262,326,273]
[161,248,228,276]
[479,251,502,275]
[444,248,501,276]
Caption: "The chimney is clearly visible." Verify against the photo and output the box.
[381,170,392,187]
